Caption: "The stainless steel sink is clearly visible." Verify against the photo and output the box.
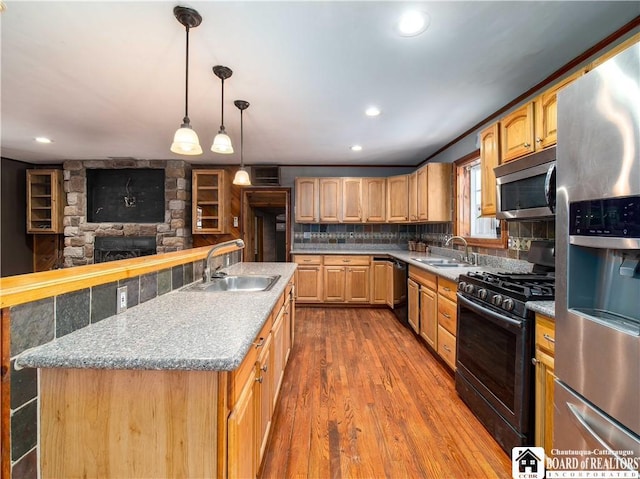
[185,274,281,292]
[412,257,468,268]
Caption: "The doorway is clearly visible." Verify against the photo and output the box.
[242,188,291,262]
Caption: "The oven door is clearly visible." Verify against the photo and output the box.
[456,293,533,433]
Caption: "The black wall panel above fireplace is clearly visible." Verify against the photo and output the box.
[87,169,165,223]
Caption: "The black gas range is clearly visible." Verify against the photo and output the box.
[457,271,555,320]
[455,241,556,454]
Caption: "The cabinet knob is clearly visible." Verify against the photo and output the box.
[442,345,451,353]
[254,338,265,348]
[523,142,531,148]
[536,137,542,143]
[261,365,268,372]
[442,313,451,319]
[531,357,538,366]
[256,376,263,383]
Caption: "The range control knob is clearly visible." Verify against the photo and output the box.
[477,288,488,300]
[458,281,467,291]
[502,298,515,311]
[492,294,503,307]
[464,284,474,294]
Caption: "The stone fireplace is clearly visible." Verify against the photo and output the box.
[62,159,192,267]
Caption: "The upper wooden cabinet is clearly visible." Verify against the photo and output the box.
[386,175,409,222]
[342,178,362,223]
[416,167,429,221]
[479,124,500,217]
[192,169,228,234]
[408,171,418,222]
[318,178,341,222]
[534,72,582,150]
[295,178,318,222]
[426,163,452,222]
[362,178,386,222]
[500,103,535,162]
[27,169,65,234]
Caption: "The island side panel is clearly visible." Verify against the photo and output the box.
[40,368,219,479]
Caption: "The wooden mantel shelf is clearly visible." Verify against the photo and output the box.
[0,244,243,309]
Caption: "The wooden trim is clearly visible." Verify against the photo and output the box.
[422,17,640,167]
[0,244,243,309]
[1,309,10,479]
[453,151,508,249]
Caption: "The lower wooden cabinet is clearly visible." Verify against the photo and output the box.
[371,260,389,305]
[407,278,420,334]
[324,266,347,302]
[293,255,323,302]
[295,255,371,304]
[419,287,437,349]
[534,313,556,456]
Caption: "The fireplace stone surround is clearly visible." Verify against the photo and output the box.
[62,159,192,267]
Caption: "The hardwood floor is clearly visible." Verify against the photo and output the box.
[259,307,511,479]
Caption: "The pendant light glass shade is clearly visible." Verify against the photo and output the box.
[233,168,251,186]
[171,121,203,155]
[232,99,251,186]
[212,128,233,154]
[171,7,202,156]
[211,66,234,154]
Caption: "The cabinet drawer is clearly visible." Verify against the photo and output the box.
[438,296,457,336]
[437,325,457,370]
[323,255,370,266]
[438,277,458,302]
[293,255,323,265]
[535,314,555,355]
[408,266,437,290]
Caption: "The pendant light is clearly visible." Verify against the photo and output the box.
[170,6,203,156]
[233,100,251,186]
[211,66,234,154]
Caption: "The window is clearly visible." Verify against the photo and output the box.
[455,151,507,248]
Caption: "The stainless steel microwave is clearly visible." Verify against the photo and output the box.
[494,147,556,220]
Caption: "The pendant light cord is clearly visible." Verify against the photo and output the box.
[184,25,190,122]
[220,78,225,128]
[240,109,244,167]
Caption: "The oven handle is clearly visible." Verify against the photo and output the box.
[457,293,523,329]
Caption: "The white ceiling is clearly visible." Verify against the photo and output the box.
[1,1,638,167]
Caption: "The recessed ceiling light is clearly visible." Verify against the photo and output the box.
[397,10,430,37]
[35,137,53,144]
[365,107,381,117]
[351,145,363,152]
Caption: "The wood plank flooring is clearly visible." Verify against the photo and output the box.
[259,307,511,479]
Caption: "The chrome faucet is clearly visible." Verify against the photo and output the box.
[445,235,469,263]
[203,239,245,283]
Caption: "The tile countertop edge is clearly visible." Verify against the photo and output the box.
[15,263,297,373]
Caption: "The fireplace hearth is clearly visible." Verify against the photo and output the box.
[94,236,156,263]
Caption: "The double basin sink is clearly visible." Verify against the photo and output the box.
[184,274,281,293]
[412,257,470,268]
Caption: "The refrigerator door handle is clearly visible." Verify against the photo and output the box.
[566,402,635,468]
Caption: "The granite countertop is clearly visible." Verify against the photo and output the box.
[16,262,297,372]
[526,301,556,318]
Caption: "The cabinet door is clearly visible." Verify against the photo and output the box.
[324,266,346,302]
[272,307,286,407]
[419,287,437,349]
[480,123,500,217]
[535,348,555,456]
[255,333,273,469]
[362,178,386,222]
[437,325,456,370]
[371,261,388,305]
[426,163,452,221]
[500,103,535,162]
[534,73,578,151]
[386,175,409,222]
[416,167,429,221]
[407,278,420,334]
[295,266,323,302]
[319,178,341,222]
[346,266,370,303]
[408,171,418,222]
[342,178,362,223]
[192,169,228,234]
[228,374,256,479]
[295,178,318,222]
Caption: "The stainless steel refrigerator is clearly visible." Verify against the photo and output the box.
[555,41,640,462]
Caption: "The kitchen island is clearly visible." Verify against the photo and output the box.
[16,262,297,479]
